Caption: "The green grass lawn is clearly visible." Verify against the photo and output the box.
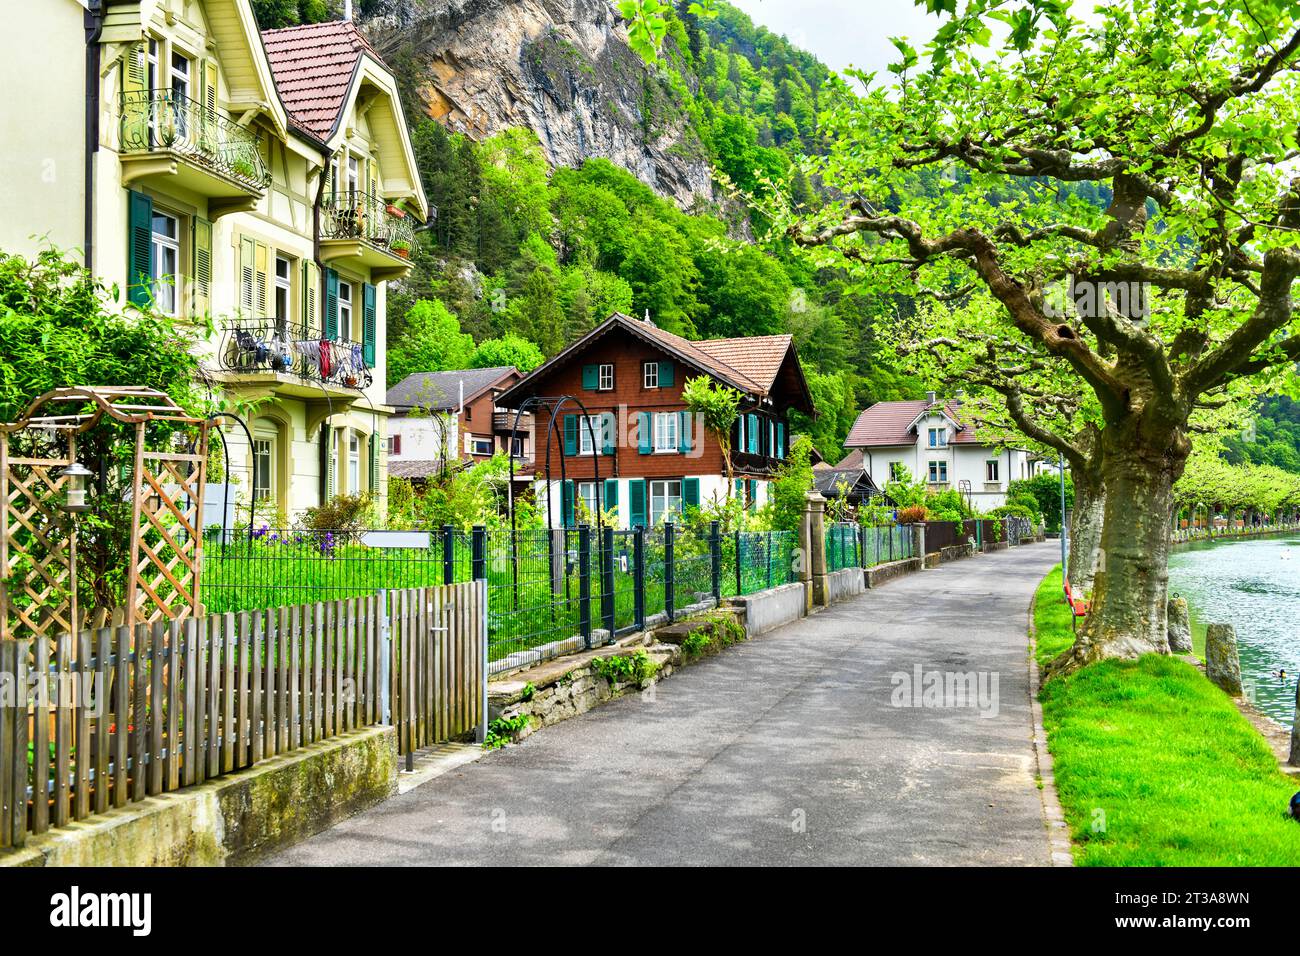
[1032,566,1300,866]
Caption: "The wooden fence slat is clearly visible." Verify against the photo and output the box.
[276,606,288,755]
[0,643,13,848]
[165,620,180,792]
[32,638,50,833]
[113,624,129,807]
[235,611,249,769]
[55,632,72,824]
[252,610,264,765]
[11,641,28,847]
[207,615,221,779]
[94,628,112,813]
[222,612,235,773]
[288,605,300,751]
[313,602,324,743]
[182,619,197,787]
[74,628,91,819]
[148,621,164,797]
[335,599,345,736]
[194,618,208,785]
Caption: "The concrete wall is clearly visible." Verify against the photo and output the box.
[727,581,807,635]
[2,727,396,867]
[865,557,923,588]
[825,566,865,604]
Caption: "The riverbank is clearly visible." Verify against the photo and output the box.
[1031,567,1300,866]
[1168,533,1300,723]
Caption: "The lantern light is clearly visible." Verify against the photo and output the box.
[59,461,94,514]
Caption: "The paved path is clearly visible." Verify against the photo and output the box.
[267,542,1059,866]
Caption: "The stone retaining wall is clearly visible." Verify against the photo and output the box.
[825,566,865,604]
[2,727,397,867]
[865,557,923,588]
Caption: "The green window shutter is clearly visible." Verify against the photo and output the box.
[683,477,700,508]
[323,268,339,339]
[658,361,674,387]
[302,259,319,330]
[637,412,652,454]
[369,430,380,490]
[735,478,743,502]
[563,414,577,456]
[191,216,212,319]
[747,479,758,509]
[319,424,334,502]
[628,479,647,528]
[562,480,575,528]
[604,479,619,520]
[678,410,692,453]
[747,414,759,454]
[362,282,377,366]
[126,190,153,308]
[601,412,616,456]
[776,422,785,459]
[581,364,598,390]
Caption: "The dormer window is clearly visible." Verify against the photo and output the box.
[927,427,947,448]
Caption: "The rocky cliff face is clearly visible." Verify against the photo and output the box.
[360,0,715,208]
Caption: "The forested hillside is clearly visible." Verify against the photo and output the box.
[250,0,922,457]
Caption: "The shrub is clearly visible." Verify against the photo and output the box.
[299,493,376,536]
[897,504,927,524]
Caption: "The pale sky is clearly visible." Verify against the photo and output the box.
[725,0,950,79]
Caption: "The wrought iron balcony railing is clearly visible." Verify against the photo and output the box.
[120,90,271,190]
[321,191,416,257]
[218,318,373,391]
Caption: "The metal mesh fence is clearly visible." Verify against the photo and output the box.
[825,522,861,571]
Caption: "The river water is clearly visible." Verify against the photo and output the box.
[1167,534,1300,724]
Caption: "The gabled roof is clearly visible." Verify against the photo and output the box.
[845,399,985,448]
[261,20,380,142]
[813,466,882,498]
[496,313,814,413]
[387,367,519,412]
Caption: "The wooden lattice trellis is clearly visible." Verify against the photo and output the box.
[0,386,210,643]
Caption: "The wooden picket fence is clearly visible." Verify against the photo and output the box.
[0,582,485,849]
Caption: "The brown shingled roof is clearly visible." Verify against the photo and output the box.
[261,20,384,141]
[845,399,982,447]
[693,334,794,393]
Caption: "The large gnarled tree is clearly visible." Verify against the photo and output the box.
[778,0,1300,669]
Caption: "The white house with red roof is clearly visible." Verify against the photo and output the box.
[841,393,1039,510]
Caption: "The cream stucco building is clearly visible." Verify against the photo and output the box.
[0,0,429,524]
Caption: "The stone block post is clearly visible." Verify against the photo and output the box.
[1166,596,1193,654]
[803,489,828,609]
[1289,679,1299,768]
[1205,622,1243,697]
[912,523,927,567]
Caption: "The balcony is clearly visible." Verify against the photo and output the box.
[119,91,270,215]
[731,450,783,476]
[320,192,416,280]
[494,411,534,433]
[214,317,373,399]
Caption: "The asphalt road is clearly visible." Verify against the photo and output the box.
[267,542,1059,866]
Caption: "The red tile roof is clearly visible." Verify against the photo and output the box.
[261,20,384,141]
[693,334,794,393]
[845,399,983,447]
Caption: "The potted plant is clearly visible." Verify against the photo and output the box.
[385,200,407,219]
[390,238,411,259]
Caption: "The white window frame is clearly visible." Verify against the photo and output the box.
[150,210,180,316]
[347,431,361,493]
[472,436,493,456]
[928,427,947,448]
[337,280,352,342]
[253,436,274,502]
[649,479,683,527]
[653,411,679,453]
[643,361,659,389]
[928,460,948,483]
[598,363,614,391]
[577,415,604,456]
[889,461,905,482]
[388,434,402,456]
[577,481,599,516]
[347,155,360,198]
[986,459,1000,482]
[274,255,292,327]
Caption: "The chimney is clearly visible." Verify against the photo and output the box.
[926,390,937,405]
[643,309,654,327]
[343,0,353,21]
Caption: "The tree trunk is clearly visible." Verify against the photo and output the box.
[1047,424,1186,677]
[1066,476,1104,595]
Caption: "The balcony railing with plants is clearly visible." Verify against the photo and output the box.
[321,191,416,259]
[218,317,373,390]
[119,90,271,190]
